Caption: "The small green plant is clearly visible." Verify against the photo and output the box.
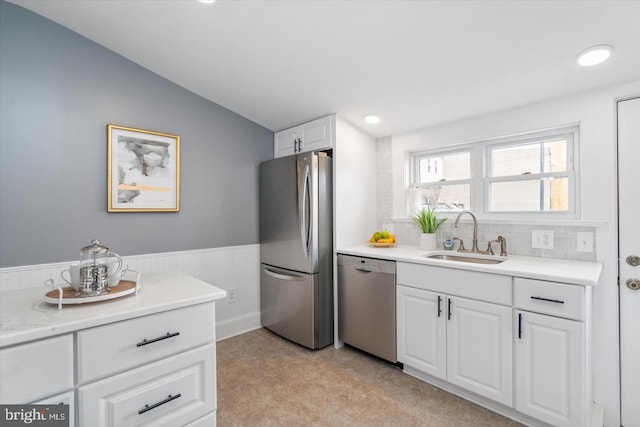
[411,207,446,234]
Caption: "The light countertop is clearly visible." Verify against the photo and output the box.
[337,245,602,287]
[0,272,227,348]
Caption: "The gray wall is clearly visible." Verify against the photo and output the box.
[0,1,273,267]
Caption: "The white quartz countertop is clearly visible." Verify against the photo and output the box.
[0,272,227,348]
[337,245,602,287]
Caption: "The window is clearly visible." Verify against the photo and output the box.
[409,149,471,214]
[408,126,579,218]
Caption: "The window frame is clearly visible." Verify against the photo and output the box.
[408,145,475,214]
[406,125,580,220]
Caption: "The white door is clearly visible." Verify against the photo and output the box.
[447,296,513,406]
[396,285,446,379]
[515,310,584,427]
[618,96,640,427]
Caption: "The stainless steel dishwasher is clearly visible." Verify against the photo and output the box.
[337,254,397,363]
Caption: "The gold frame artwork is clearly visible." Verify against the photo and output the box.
[107,124,180,212]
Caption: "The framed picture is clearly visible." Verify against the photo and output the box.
[107,124,180,212]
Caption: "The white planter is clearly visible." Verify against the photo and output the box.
[420,233,436,250]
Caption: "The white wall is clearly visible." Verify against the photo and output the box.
[387,79,640,427]
[334,116,378,249]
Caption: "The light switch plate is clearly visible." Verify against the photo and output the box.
[532,230,554,249]
[577,232,594,252]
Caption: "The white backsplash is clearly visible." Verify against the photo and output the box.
[0,244,262,341]
[387,219,597,262]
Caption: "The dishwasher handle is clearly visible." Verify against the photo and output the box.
[355,268,373,273]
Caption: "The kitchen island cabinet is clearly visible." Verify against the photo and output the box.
[0,272,226,427]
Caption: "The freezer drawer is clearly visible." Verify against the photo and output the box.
[261,264,320,349]
[338,255,397,363]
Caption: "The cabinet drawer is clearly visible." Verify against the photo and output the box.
[79,343,216,427]
[32,390,75,427]
[514,278,584,321]
[397,262,512,305]
[0,334,73,403]
[77,303,215,383]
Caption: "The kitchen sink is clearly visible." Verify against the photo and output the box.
[426,254,505,264]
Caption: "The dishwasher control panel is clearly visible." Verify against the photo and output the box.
[337,254,396,274]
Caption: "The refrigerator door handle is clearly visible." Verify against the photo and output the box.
[299,162,311,259]
[263,266,303,281]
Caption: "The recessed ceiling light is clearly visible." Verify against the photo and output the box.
[364,115,380,124]
[198,0,216,4]
[577,45,613,67]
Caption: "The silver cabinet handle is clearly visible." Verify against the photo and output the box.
[138,393,181,415]
[136,332,180,347]
[530,296,564,304]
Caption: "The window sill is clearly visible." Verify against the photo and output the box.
[391,216,607,227]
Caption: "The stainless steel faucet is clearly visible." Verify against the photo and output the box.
[454,210,479,252]
[453,210,508,256]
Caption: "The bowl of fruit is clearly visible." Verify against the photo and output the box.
[368,231,396,247]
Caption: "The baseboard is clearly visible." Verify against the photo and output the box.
[216,311,261,341]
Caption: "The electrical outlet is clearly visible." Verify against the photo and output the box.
[532,230,554,249]
[227,289,236,304]
[577,232,594,253]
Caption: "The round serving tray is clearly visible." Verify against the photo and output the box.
[44,280,138,306]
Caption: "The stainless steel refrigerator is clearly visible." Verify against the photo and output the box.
[259,152,333,349]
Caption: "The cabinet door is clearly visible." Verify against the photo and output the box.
[298,116,333,153]
[515,310,584,427]
[397,285,446,379]
[447,297,513,406]
[274,127,298,158]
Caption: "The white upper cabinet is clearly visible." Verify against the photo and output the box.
[274,116,334,158]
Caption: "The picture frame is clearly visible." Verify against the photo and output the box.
[107,124,180,212]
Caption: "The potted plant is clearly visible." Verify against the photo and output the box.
[411,207,446,250]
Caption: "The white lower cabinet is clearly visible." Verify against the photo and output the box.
[397,279,513,407]
[397,286,446,379]
[32,390,75,427]
[515,311,584,426]
[447,297,512,406]
[514,278,589,427]
[79,343,216,427]
[396,263,595,426]
[0,334,74,404]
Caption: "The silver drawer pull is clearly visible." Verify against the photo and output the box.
[138,393,182,415]
[530,296,564,304]
[136,332,180,347]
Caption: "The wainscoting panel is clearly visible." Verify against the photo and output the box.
[0,245,262,341]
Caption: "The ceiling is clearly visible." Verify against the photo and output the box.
[10,0,640,138]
